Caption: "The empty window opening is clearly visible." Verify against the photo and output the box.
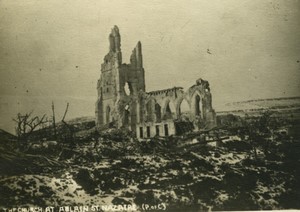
[166,104,171,114]
[155,125,160,136]
[179,99,190,114]
[147,126,151,137]
[155,103,161,122]
[195,95,202,117]
[124,82,133,96]
[164,124,169,136]
[164,101,175,119]
[140,127,143,138]
[179,99,190,120]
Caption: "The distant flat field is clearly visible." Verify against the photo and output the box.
[216,97,300,118]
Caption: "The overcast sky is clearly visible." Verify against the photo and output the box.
[0,0,300,133]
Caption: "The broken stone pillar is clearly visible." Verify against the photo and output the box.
[109,25,121,53]
[130,41,143,69]
[136,41,143,68]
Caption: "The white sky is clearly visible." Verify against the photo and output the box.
[0,0,300,133]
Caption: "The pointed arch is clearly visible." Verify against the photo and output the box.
[191,92,203,118]
[124,82,133,96]
[162,99,176,120]
[178,97,191,118]
[195,95,201,116]
[155,103,162,122]
[145,98,156,122]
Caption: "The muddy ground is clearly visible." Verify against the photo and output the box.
[0,128,299,211]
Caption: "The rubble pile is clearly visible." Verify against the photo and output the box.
[0,130,299,210]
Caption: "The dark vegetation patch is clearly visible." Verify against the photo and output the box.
[1,112,300,210]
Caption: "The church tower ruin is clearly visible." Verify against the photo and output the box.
[95,26,145,131]
[96,26,216,138]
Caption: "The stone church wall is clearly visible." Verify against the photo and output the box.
[96,26,216,138]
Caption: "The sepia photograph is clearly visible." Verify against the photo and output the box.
[0,0,300,211]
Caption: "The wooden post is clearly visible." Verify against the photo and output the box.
[52,101,57,140]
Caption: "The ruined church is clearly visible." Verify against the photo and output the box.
[96,26,216,138]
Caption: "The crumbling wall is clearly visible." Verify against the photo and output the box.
[96,26,216,138]
[96,26,121,128]
[96,26,145,131]
[137,79,216,126]
[136,79,216,138]
[136,121,176,139]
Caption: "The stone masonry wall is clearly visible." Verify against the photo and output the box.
[96,26,216,137]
